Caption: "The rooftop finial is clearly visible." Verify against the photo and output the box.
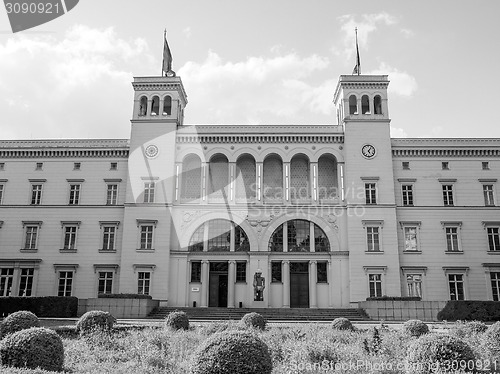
[162,29,176,77]
[352,27,361,75]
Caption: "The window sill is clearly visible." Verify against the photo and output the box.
[20,249,37,253]
[60,249,77,253]
[445,251,463,254]
[403,250,422,254]
[99,249,117,253]
[487,251,500,255]
[136,249,155,252]
[317,282,329,285]
[235,281,247,284]
[271,281,283,284]
[365,251,384,254]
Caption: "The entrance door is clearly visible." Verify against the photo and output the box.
[290,262,309,308]
[209,262,228,307]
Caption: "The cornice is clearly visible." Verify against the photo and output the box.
[392,138,500,158]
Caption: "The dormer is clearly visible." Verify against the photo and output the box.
[333,75,389,126]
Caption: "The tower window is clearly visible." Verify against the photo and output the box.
[349,95,357,115]
[374,95,382,114]
[36,162,43,170]
[0,163,4,171]
[139,96,147,116]
[163,95,172,116]
[442,162,449,170]
[151,96,160,116]
[73,162,81,170]
[110,162,117,170]
[361,95,370,114]
[402,162,410,170]
[482,162,490,170]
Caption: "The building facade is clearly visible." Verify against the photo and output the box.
[1,71,499,309]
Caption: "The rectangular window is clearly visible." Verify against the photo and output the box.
[442,185,454,206]
[402,184,414,206]
[404,226,418,251]
[365,183,377,204]
[236,262,246,282]
[483,185,495,206]
[36,162,43,170]
[31,184,43,205]
[445,227,460,252]
[58,271,73,296]
[491,272,500,301]
[271,262,282,283]
[98,272,113,294]
[102,226,116,251]
[402,161,410,170]
[366,227,380,252]
[368,274,382,297]
[74,162,81,170]
[144,182,155,203]
[24,226,38,250]
[448,274,464,300]
[317,262,327,283]
[63,226,78,250]
[106,184,118,205]
[406,274,422,297]
[69,184,81,205]
[191,262,201,282]
[139,225,154,249]
[0,184,4,204]
[138,272,151,295]
[482,161,490,170]
[110,162,117,170]
[18,268,34,296]
[0,162,4,170]
[487,227,500,252]
[0,268,14,296]
[442,162,449,170]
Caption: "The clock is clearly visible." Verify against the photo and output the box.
[144,144,159,159]
[361,144,376,159]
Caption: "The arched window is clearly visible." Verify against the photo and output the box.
[318,155,338,201]
[268,220,330,252]
[139,96,147,116]
[374,95,382,114]
[151,96,160,116]
[181,154,202,202]
[361,95,370,114]
[208,154,229,201]
[235,154,256,202]
[163,95,172,116]
[263,154,283,202]
[188,219,249,252]
[290,154,310,201]
[349,95,357,115]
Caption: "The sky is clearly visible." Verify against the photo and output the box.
[0,1,500,140]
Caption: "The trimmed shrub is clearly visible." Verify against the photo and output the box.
[451,320,487,338]
[0,296,78,317]
[76,310,116,335]
[165,310,189,331]
[484,321,500,362]
[190,331,272,374]
[97,293,152,299]
[240,312,267,331]
[331,317,354,331]
[366,296,421,301]
[403,319,429,337]
[0,310,39,338]
[0,327,64,371]
[437,300,500,321]
[406,334,476,374]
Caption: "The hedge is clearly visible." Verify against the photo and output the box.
[0,297,78,317]
[366,296,421,301]
[97,293,152,299]
[437,300,500,321]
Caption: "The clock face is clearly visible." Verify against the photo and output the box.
[361,144,376,159]
[144,144,159,159]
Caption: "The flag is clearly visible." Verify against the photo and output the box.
[162,30,173,76]
[352,28,360,75]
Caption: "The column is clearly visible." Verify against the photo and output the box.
[229,162,236,203]
[201,162,208,202]
[310,221,315,252]
[337,162,344,201]
[175,163,181,202]
[200,260,209,307]
[282,260,290,308]
[328,260,333,307]
[283,222,288,252]
[283,162,290,203]
[227,260,236,308]
[310,162,318,203]
[309,260,317,308]
[256,162,263,203]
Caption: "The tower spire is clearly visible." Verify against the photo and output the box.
[162,29,175,77]
[352,27,361,75]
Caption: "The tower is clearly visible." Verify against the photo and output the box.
[334,75,401,302]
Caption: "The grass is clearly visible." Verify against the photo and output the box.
[0,321,498,373]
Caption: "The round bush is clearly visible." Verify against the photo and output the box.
[403,319,429,337]
[240,312,267,330]
[484,321,500,361]
[0,310,39,338]
[165,310,189,331]
[406,334,476,374]
[452,320,488,338]
[0,327,64,371]
[331,317,353,331]
[76,310,116,335]
[190,331,272,374]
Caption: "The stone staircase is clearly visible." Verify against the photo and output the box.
[147,307,369,321]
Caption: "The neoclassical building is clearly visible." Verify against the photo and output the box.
[1,68,499,309]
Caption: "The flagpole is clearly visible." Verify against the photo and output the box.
[162,29,166,76]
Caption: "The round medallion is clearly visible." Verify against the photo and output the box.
[361,144,376,159]
[144,144,159,159]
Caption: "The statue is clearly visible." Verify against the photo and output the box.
[253,269,265,301]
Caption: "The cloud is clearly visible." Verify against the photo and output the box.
[179,51,333,124]
[401,28,415,38]
[390,126,408,138]
[367,63,418,97]
[0,25,155,139]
